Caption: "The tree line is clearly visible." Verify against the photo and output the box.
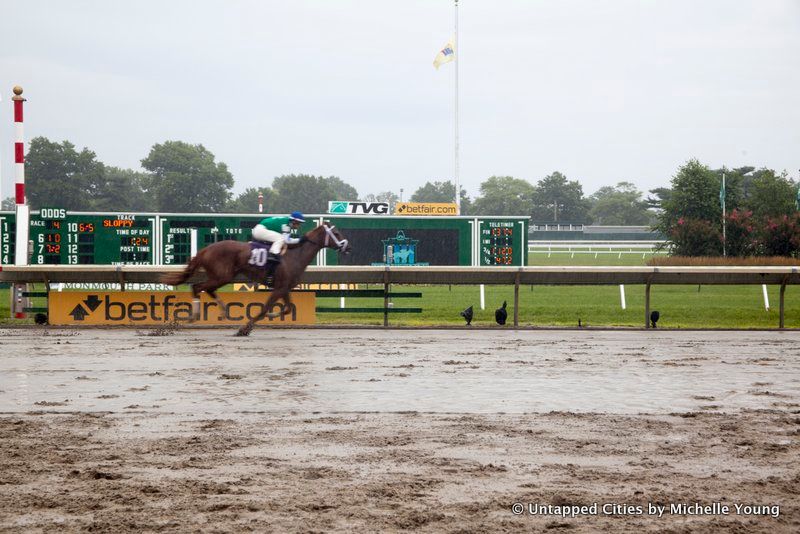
[1,136,654,223]
[3,137,798,257]
[654,159,800,257]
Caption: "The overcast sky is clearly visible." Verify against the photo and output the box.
[1,0,799,204]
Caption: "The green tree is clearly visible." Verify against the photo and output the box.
[26,137,105,210]
[530,171,591,223]
[669,217,723,256]
[225,187,272,213]
[657,159,721,232]
[141,141,233,212]
[410,180,454,202]
[269,174,336,213]
[724,209,758,257]
[712,166,746,216]
[362,191,399,203]
[759,213,800,257]
[362,191,400,212]
[743,169,797,219]
[459,195,474,215]
[409,180,472,213]
[646,187,672,211]
[325,176,359,201]
[93,166,150,211]
[588,182,650,225]
[657,159,727,256]
[729,166,756,201]
[471,176,534,216]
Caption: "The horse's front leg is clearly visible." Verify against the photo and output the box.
[266,292,292,319]
[236,290,287,336]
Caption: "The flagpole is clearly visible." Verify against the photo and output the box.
[454,0,460,215]
[796,169,800,211]
[722,171,726,257]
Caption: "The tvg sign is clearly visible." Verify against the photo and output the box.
[327,201,389,215]
[328,201,349,214]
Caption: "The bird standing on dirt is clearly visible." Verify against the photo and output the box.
[495,301,507,325]
[460,305,473,326]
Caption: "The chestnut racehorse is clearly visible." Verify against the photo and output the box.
[160,222,351,336]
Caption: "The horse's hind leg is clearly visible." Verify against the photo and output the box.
[190,280,226,322]
[190,283,203,322]
[206,287,228,320]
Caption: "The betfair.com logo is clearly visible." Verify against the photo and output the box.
[67,294,296,322]
[48,291,316,326]
[394,202,457,215]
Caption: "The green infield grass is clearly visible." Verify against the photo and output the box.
[527,251,664,266]
[314,283,797,328]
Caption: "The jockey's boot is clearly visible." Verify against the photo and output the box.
[263,252,282,287]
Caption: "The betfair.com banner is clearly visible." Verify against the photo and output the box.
[48,291,315,326]
[394,202,458,215]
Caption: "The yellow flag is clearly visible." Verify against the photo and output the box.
[433,38,455,69]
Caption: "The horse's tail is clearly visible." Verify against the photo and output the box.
[160,254,202,286]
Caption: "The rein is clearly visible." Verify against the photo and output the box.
[306,224,349,251]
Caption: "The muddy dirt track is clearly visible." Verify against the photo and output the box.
[1,327,799,532]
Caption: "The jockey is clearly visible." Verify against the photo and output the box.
[252,211,307,279]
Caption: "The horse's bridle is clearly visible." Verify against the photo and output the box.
[308,224,349,251]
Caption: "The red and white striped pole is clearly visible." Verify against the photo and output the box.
[258,191,263,213]
[13,86,29,267]
[13,86,25,206]
[12,86,31,322]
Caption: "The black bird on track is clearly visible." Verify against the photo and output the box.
[650,310,660,328]
[495,301,508,325]
[460,305,474,326]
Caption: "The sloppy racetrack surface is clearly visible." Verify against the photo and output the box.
[1,328,798,532]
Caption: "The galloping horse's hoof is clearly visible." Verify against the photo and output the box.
[236,325,252,337]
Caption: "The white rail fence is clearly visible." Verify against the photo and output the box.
[2,265,797,329]
[528,240,668,258]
